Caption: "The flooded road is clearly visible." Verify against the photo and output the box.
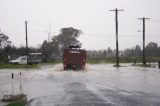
[0,64,160,106]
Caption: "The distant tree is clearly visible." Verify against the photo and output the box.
[0,30,12,63]
[1,45,16,62]
[157,47,160,56]
[106,47,113,57]
[86,50,92,59]
[124,48,134,58]
[41,40,52,61]
[146,42,158,56]
[51,27,83,55]
[107,47,112,54]
[50,36,60,55]
[0,30,11,48]
[103,50,107,58]
[40,27,83,61]
[146,42,158,49]
[134,45,141,57]
[57,27,82,50]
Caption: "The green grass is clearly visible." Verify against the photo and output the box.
[0,64,39,69]
[87,58,115,64]
[134,64,152,67]
[87,57,160,64]
[87,59,128,64]
[1,94,27,106]
[6,100,26,106]
[0,61,63,69]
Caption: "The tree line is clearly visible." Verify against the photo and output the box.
[87,42,160,62]
[0,27,82,63]
[0,27,160,63]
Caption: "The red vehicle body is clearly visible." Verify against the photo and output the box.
[63,48,86,70]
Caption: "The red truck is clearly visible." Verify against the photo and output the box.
[63,45,86,70]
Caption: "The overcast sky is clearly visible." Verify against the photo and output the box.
[0,0,160,50]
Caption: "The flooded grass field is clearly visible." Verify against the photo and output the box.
[0,63,160,106]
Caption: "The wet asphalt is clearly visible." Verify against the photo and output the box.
[0,63,160,106]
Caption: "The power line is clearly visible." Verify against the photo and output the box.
[84,33,160,37]
[3,24,24,32]
[29,29,47,33]
[5,32,24,35]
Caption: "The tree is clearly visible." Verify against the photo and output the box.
[0,30,11,48]
[41,40,52,61]
[106,47,113,57]
[40,27,82,61]
[51,27,83,55]
[103,50,107,58]
[0,30,11,63]
[107,47,112,54]
[124,48,134,58]
[157,47,160,56]
[146,42,158,56]
[57,27,82,49]
[134,45,141,57]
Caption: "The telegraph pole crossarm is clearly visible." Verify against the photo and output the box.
[109,8,124,67]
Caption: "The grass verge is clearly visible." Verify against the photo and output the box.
[134,64,152,67]
[1,94,27,106]
[6,100,26,106]
[0,64,39,69]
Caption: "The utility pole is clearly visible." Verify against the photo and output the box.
[110,8,124,67]
[25,21,28,55]
[138,17,149,66]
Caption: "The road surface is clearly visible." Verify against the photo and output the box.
[0,63,160,106]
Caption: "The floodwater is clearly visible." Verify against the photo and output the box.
[0,63,160,106]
